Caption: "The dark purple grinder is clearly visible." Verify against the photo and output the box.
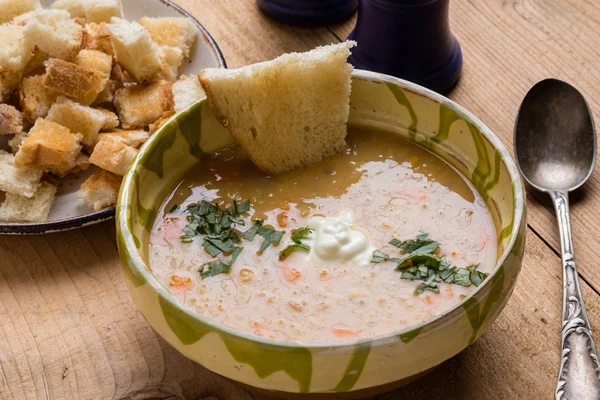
[348,0,462,94]
[256,0,358,26]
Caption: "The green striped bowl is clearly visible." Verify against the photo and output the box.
[116,70,526,397]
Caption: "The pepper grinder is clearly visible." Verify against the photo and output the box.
[348,0,462,94]
[256,0,358,26]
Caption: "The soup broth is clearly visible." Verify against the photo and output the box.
[149,128,497,343]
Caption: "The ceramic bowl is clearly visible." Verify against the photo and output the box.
[116,70,526,397]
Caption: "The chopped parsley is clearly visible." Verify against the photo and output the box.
[242,219,263,241]
[291,227,313,244]
[374,230,489,295]
[257,226,285,253]
[279,243,310,261]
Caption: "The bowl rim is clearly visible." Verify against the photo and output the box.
[0,0,227,235]
[117,69,526,350]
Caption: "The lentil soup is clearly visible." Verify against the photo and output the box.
[149,128,497,343]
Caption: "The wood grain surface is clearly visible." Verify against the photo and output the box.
[2,0,600,399]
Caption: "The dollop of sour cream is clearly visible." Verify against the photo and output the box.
[303,210,375,266]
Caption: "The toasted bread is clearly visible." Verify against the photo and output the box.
[0,25,34,101]
[82,22,114,56]
[89,134,137,175]
[15,118,82,175]
[23,9,83,61]
[0,104,23,135]
[8,131,28,153]
[106,17,163,83]
[173,75,205,112]
[23,47,50,76]
[50,0,85,18]
[113,80,173,129]
[85,0,123,24]
[79,169,121,210]
[0,0,41,24]
[46,97,118,148]
[139,17,197,58]
[97,129,149,148]
[20,74,58,123]
[198,41,355,175]
[75,49,112,91]
[0,181,57,222]
[45,59,102,105]
[0,150,43,198]
[158,45,184,82]
[149,110,175,134]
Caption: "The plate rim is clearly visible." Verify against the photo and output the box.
[0,0,227,235]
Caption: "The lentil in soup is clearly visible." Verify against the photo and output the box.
[149,128,497,343]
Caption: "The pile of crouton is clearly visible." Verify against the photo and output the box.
[0,0,207,222]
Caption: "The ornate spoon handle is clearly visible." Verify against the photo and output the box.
[551,191,600,400]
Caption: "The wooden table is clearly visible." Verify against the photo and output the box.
[2,0,600,398]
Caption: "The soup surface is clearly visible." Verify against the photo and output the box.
[149,128,497,342]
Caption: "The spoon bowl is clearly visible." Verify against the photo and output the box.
[514,78,596,192]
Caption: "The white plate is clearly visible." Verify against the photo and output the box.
[0,0,226,234]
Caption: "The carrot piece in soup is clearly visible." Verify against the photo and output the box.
[332,327,359,339]
[170,275,192,289]
[276,212,289,227]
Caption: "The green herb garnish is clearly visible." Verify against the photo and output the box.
[242,219,263,240]
[234,199,251,214]
[231,246,243,263]
[257,226,285,253]
[278,243,310,261]
[291,227,313,244]
[200,260,232,279]
[374,230,489,295]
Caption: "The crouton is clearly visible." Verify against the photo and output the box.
[114,80,173,129]
[97,129,149,148]
[0,25,34,101]
[8,131,27,153]
[46,97,117,148]
[158,45,184,82]
[75,49,112,91]
[98,108,119,130]
[82,22,113,56]
[20,74,58,123]
[0,105,23,135]
[173,75,205,112]
[23,9,83,61]
[106,17,163,82]
[199,41,355,175]
[0,0,41,24]
[15,118,82,174]
[11,11,37,25]
[139,17,197,58]
[45,59,102,105]
[69,152,89,174]
[50,0,85,18]
[93,79,121,105]
[79,169,121,210]
[89,134,137,175]
[0,182,57,222]
[23,47,50,76]
[0,150,43,198]
[85,0,123,24]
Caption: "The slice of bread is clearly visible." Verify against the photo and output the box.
[75,49,113,91]
[23,9,83,61]
[15,118,82,175]
[79,169,121,210]
[0,0,41,24]
[113,80,173,129]
[85,0,123,24]
[20,74,58,123]
[97,129,149,148]
[0,104,23,135]
[51,0,86,18]
[106,17,163,83]
[0,150,43,198]
[9,131,28,153]
[173,75,205,112]
[46,97,117,148]
[0,181,56,222]
[0,25,34,101]
[89,134,137,175]
[82,22,114,56]
[45,59,103,105]
[158,45,184,82]
[139,16,197,58]
[198,41,355,175]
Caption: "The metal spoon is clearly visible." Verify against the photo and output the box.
[514,78,600,399]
